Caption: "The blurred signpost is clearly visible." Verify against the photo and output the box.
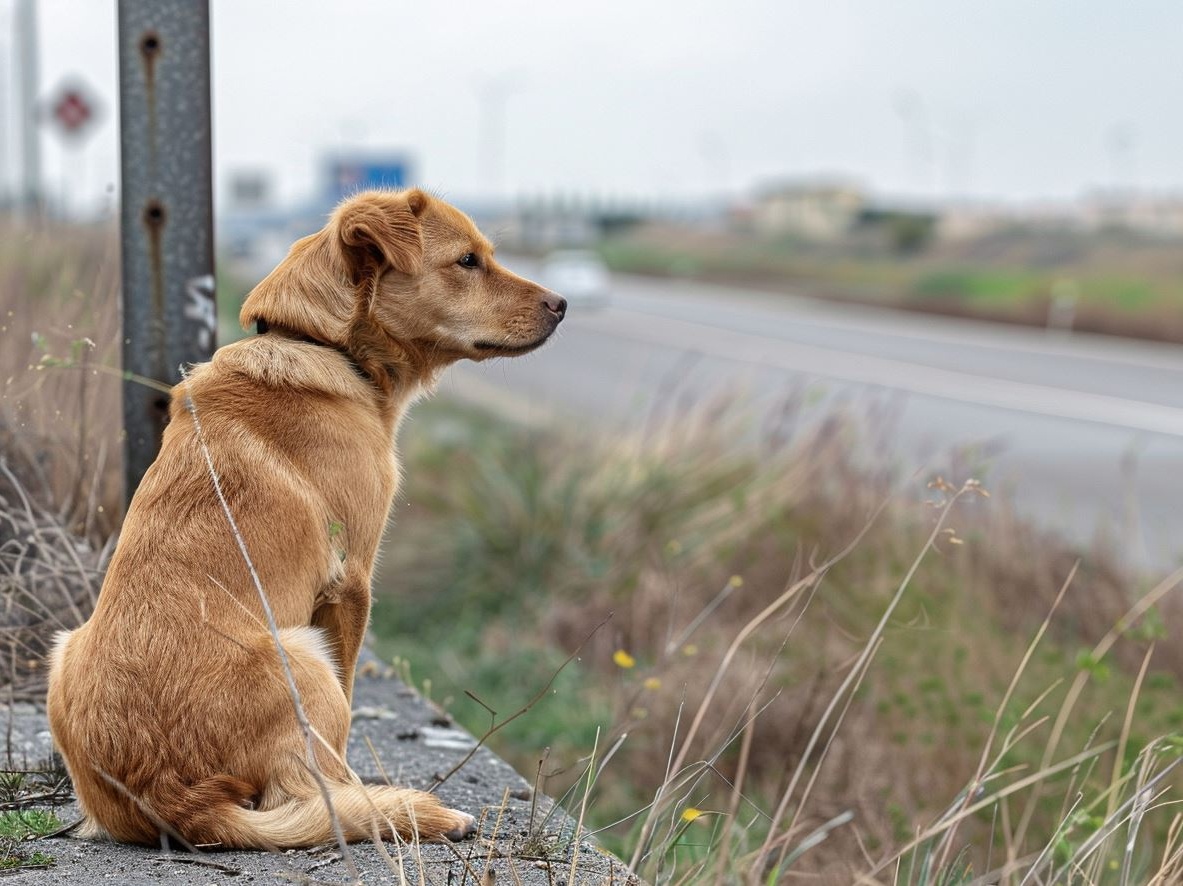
[44,80,103,211]
[117,0,217,503]
[15,0,41,214]
[46,84,99,139]
[325,154,412,203]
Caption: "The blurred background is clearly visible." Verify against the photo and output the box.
[7,0,1183,560]
[4,1,1183,880]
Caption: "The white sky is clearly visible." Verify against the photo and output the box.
[5,0,1183,214]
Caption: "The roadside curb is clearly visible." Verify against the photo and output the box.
[1,661,634,884]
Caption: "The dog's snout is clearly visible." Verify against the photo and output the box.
[542,292,567,320]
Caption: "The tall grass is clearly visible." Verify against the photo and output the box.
[0,219,121,698]
[0,218,123,538]
[375,398,1183,882]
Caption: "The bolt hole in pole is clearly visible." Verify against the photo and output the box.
[119,1,216,503]
[142,201,166,226]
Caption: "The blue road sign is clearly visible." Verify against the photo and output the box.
[326,156,413,201]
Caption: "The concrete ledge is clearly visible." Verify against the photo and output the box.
[2,659,634,885]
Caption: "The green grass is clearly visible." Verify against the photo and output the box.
[0,849,54,871]
[0,810,61,840]
[0,811,60,873]
[912,268,1045,304]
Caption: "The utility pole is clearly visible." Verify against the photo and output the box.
[475,72,522,201]
[0,5,9,207]
[14,0,41,216]
[117,0,217,502]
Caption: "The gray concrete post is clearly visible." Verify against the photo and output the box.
[15,0,42,215]
[117,0,217,502]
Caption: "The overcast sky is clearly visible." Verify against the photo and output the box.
[5,0,1183,214]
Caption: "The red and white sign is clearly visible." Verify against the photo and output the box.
[44,80,102,143]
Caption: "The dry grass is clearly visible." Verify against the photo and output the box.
[0,217,123,538]
[378,396,1183,883]
[0,465,105,701]
[0,218,120,700]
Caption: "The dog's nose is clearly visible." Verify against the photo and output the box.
[542,293,567,320]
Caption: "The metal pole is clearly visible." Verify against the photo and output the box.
[0,5,9,207]
[117,0,217,502]
[15,0,40,216]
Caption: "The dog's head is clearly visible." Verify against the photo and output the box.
[240,189,565,386]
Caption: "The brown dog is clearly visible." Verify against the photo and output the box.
[46,189,565,849]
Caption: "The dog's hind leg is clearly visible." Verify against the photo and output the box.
[212,626,476,849]
[310,573,370,704]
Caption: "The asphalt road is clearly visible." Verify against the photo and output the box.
[443,259,1183,570]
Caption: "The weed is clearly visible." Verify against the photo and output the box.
[0,809,60,874]
[0,847,54,870]
[0,809,62,839]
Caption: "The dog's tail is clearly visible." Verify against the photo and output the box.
[205,781,477,849]
[75,770,474,849]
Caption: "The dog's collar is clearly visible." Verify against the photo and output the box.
[255,319,377,387]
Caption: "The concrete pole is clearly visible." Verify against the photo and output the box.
[117,0,217,502]
[14,0,40,215]
[0,5,9,207]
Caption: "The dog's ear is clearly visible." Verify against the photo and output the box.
[337,190,429,280]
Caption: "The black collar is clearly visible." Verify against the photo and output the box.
[255,320,376,387]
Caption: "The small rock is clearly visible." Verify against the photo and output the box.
[351,705,397,721]
[420,726,477,751]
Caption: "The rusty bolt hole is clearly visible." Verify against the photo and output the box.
[139,31,161,56]
[142,201,166,227]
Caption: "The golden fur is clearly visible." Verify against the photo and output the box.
[46,189,566,849]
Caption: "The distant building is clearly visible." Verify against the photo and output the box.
[226,170,273,212]
[933,191,1183,240]
[935,202,1014,241]
[218,151,418,274]
[1080,191,1183,237]
[489,195,653,251]
[750,178,866,240]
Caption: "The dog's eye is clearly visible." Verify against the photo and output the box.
[457,253,480,269]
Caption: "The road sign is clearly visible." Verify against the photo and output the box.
[325,155,413,202]
[45,80,102,143]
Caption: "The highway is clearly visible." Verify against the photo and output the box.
[443,259,1183,570]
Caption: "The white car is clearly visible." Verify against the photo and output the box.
[539,250,611,309]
